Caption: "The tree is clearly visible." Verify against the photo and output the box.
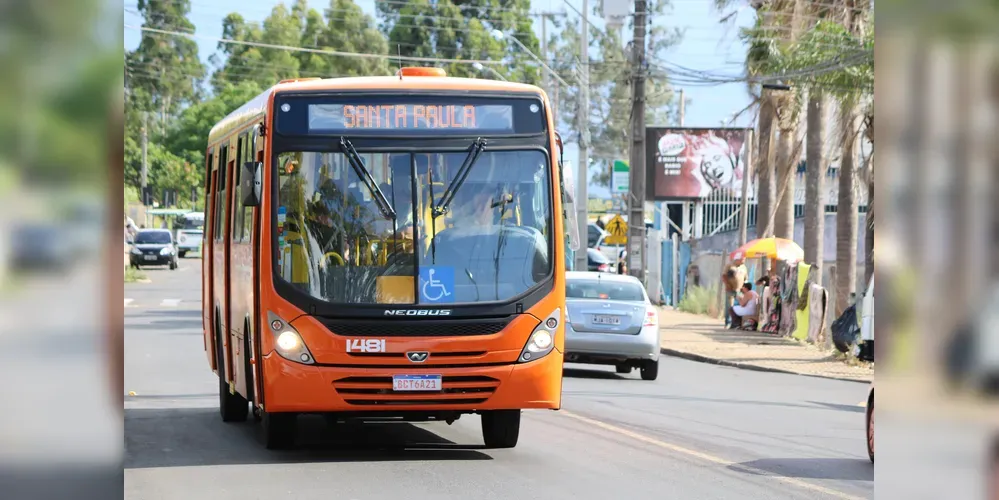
[163,81,265,168]
[210,6,299,92]
[377,0,539,84]
[210,0,391,93]
[547,1,682,187]
[125,0,205,130]
[762,7,873,313]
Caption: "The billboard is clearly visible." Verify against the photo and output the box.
[645,127,753,201]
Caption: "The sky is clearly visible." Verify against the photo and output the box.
[123,0,756,198]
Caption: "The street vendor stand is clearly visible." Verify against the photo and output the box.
[728,237,805,333]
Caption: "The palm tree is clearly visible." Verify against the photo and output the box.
[715,0,804,240]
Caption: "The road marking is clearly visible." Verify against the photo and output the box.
[559,410,866,500]
[160,299,182,307]
[124,299,134,308]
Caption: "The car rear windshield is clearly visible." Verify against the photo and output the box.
[566,279,645,301]
[135,231,172,244]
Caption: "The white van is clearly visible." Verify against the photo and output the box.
[174,212,204,258]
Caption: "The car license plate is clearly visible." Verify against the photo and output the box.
[143,255,156,260]
[593,314,621,325]
[392,374,442,392]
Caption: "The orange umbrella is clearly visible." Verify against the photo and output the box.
[729,237,804,262]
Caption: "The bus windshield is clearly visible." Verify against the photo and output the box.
[275,149,552,306]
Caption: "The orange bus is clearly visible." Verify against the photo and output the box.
[202,67,580,449]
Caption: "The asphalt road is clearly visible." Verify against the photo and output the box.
[125,259,874,500]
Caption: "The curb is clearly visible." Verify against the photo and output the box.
[660,347,872,385]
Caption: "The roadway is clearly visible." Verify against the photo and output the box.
[124,261,874,500]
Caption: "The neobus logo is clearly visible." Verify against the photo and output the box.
[384,309,452,317]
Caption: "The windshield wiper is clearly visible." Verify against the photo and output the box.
[432,137,487,218]
[339,136,397,220]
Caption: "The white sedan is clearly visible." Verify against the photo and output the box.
[563,271,661,380]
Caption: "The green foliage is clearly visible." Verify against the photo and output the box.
[126,0,205,123]
[744,20,873,100]
[378,0,539,84]
[125,266,148,283]
[678,285,718,316]
[163,81,264,167]
[211,0,391,92]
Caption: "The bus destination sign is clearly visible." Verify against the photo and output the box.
[309,103,513,133]
[274,95,545,137]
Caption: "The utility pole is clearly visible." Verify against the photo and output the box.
[574,0,591,272]
[141,111,149,206]
[541,15,549,95]
[627,0,648,281]
[678,88,685,126]
[739,129,754,246]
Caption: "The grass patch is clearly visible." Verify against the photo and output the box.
[678,285,719,316]
[125,267,147,283]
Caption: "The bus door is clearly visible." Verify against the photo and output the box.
[212,140,234,381]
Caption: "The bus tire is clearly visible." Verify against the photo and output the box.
[866,389,874,463]
[216,324,248,423]
[261,411,297,450]
[481,410,520,449]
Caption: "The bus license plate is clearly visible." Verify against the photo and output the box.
[593,314,621,325]
[392,374,442,392]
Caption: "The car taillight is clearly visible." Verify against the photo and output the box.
[643,309,658,327]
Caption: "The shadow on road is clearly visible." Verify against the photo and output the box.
[125,407,492,469]
[125,319,203,331]
[125,309,203,331]
[562,367,629,380]
[806,401,866,413]
[730,457,874,482]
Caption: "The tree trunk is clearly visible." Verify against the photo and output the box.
[804,92,826,283]
[774,126,797,240]
[864,162,874,287]
[756,97,777,238]
[835,103,860,316]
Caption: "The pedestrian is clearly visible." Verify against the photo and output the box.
[729,282,759,329]
[722,257,748,327]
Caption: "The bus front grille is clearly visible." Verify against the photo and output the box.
[333,375,499,406]
[319,317,513,337]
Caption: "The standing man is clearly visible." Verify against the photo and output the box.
[722,256,748,327]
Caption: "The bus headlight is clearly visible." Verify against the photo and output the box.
[267,311,315,365]
[519,308,560,363]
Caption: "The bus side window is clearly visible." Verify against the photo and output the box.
[205,148,214,235]
[232,134,246,242]
[215,145,228,242]
[243,126,259,243]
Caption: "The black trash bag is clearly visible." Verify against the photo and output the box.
[831,303,861,353]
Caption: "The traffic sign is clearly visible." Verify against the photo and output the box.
[611,160,629,193]
[604,214,628,245]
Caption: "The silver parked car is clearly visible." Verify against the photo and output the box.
[563,271,661,380]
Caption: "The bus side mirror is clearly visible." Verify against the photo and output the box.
[241,161,262,206]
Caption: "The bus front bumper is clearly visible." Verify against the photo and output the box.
[259,349,563,414]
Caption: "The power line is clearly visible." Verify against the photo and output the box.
[124,24,509,66]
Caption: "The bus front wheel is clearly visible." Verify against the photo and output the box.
[260,411,297,450]
[481,410,521,449]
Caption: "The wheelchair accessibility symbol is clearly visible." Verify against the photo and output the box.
[419,266,455,303]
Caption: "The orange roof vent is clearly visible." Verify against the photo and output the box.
[396,67,447,78]
[279,77,321,84]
